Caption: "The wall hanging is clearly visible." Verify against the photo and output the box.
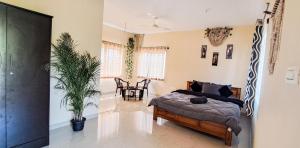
[205,27,233,46]
[268,0,285,74]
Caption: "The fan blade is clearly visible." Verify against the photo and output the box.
[153,24,159,28]
[158,26,171,31]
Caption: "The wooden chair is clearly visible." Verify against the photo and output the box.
[114,77,129,96]
[135,79,151,97]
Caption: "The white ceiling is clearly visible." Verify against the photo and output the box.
[103,0,265,34]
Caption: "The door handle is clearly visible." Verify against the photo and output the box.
[0,53,2,68]
[9,54,14,75]
[9,54,12,68]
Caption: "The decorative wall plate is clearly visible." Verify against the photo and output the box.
[205,27,233,46]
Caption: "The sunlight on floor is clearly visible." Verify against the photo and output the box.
[47,94,251,148]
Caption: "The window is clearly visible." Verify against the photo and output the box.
[137,47,167,80]
[101,41,123,78]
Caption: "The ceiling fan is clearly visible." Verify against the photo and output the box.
[150,16,171,31]
[138,14,171,31]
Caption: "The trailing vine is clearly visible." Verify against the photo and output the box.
[125,37,135,80]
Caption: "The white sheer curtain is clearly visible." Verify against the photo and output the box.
[137,47,167,80]
[101,41,123,78]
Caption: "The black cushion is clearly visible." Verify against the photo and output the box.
[219,85,233,97]
[190,97,208,104]
[202,83,223,95]
[191,81,202,92]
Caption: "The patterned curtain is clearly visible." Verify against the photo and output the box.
[244,22,264,116]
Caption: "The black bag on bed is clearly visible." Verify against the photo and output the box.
[190,96,208,104]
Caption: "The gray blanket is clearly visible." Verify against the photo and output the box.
[149,92,241,135]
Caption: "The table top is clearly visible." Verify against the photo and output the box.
[124,86,142,91]
[125,86,137,90]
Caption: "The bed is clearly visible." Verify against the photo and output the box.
[149,81,242,146]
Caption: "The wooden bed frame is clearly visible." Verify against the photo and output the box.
[153,81,242,146]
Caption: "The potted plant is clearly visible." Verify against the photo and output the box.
[125,37,135,80]
[51,33,101,131]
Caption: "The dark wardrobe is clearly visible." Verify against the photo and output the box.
[0,3,52,148]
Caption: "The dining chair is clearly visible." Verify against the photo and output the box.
[136,79,151,97]
[114,77,129,96]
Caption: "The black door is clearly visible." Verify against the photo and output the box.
[0,3,7,148]
[6,6,51,147]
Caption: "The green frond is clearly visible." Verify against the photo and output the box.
[51,32,101,120]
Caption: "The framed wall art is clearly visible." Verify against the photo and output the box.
[212,52,219,66]
[201,45,207,58]
[226,44,233,59]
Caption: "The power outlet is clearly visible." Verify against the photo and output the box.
[285,66,300,85]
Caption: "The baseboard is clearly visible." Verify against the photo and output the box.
[49,113,99,130]
[100,91,115,95]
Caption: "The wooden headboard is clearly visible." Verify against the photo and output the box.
[187,81,241,100]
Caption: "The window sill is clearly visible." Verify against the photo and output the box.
[100,77,119,79]
[137,76,165,81]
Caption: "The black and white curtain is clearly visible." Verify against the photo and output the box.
[244,22,264,116]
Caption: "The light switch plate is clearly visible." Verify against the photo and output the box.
[285,66,300,85]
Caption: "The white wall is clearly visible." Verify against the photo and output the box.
[101,25,133,95]
[253,0,300,147]
[102,25,132,44]
[1,0,104,129]
[101,26,255,98]
[142,26,255,96]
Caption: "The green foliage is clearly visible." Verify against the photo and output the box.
[125,37,135,80]
[51,33,101,121]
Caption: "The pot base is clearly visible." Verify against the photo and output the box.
[71,117,86,131]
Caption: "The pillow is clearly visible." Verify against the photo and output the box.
[191,80,211,92]
[202,83,223,95]
[212,83,231,89]
[219,85,233,97]
[191,81,202,92]
[226,85,232,89]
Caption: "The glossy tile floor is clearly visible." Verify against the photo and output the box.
[48,95,252,148]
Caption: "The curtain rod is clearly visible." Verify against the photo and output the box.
[141,46,170,50]
[263,3,271,20]
[102,40,170,50]
[102,40,125,47]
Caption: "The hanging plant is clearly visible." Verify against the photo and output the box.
[125,37,135,80]
[205,27,233,46]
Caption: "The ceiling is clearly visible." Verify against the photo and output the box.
[103,0,265,34]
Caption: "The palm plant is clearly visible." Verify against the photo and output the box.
[51,33,100,122]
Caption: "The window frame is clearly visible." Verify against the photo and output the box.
[100,41,124,78]
[137,47,167,81]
